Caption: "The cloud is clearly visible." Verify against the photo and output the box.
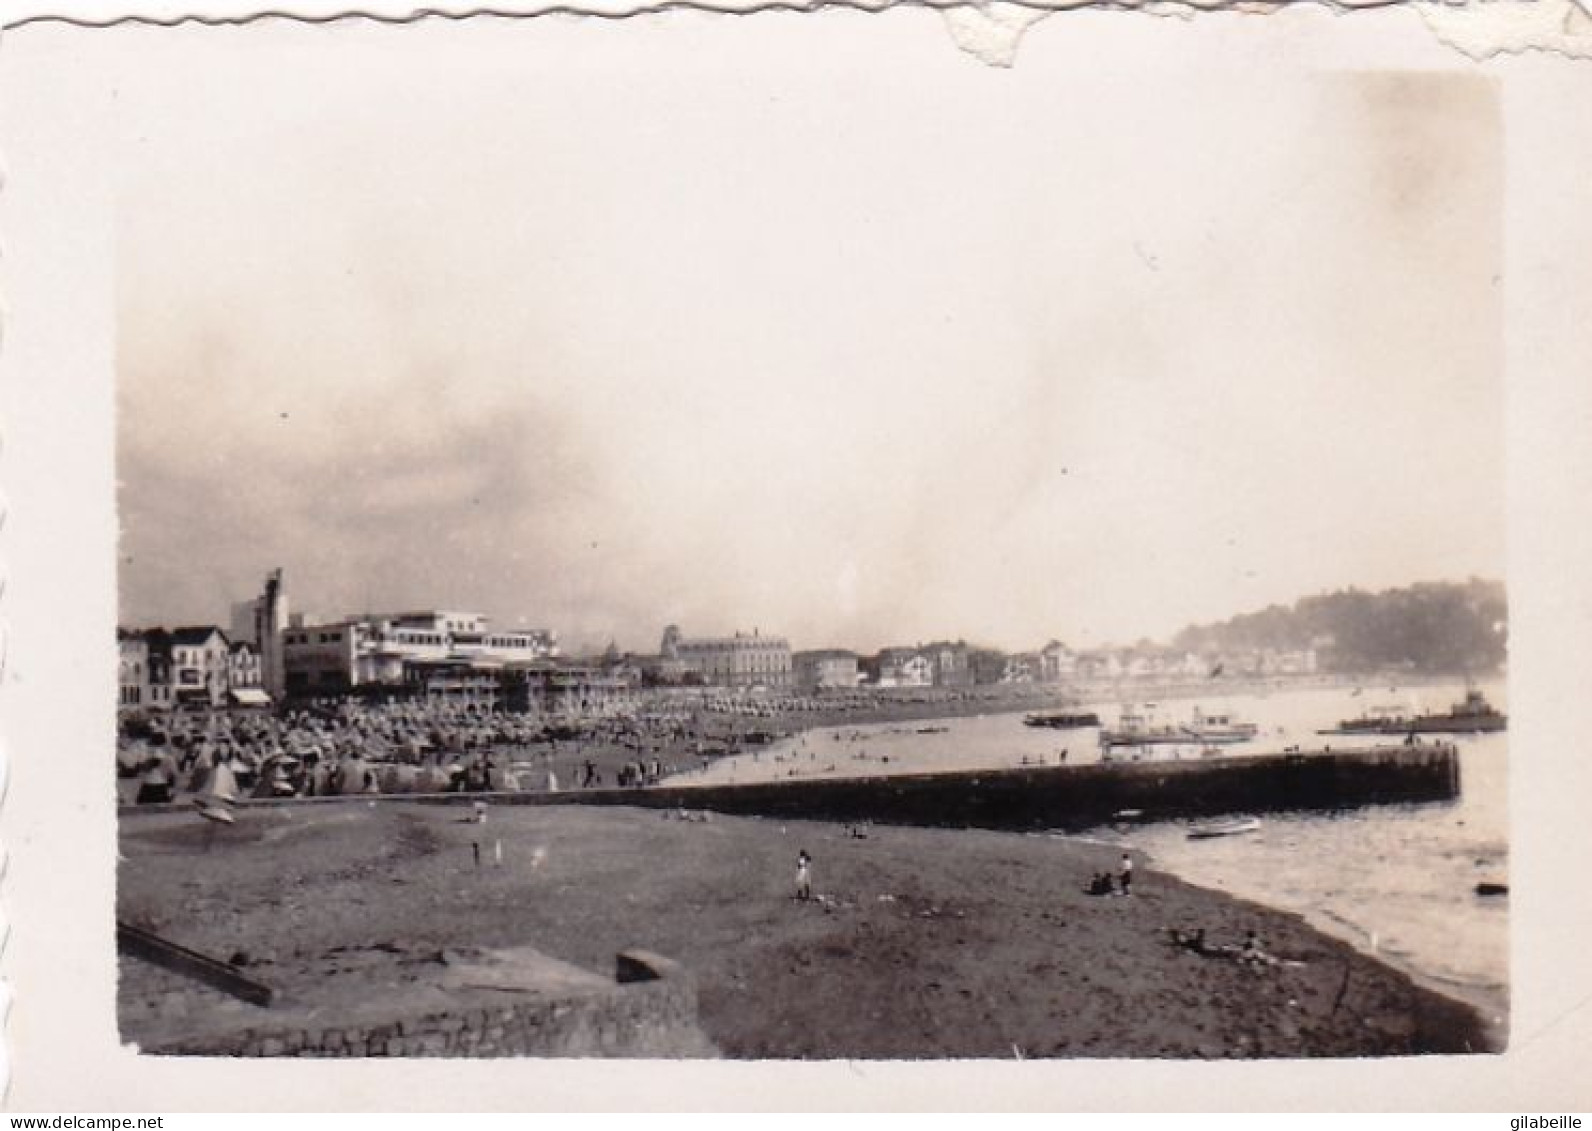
[113,43,1506,654]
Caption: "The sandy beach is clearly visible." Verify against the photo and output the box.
[117,799,1491,1059]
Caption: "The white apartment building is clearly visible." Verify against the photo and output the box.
[281,610,559,696]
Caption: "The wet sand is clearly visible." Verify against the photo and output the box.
[118,800,1492,1059]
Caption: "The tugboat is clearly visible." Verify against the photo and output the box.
[1323,687,1506,735]
[1022,710,1101,730]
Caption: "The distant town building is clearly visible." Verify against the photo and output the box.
[1001,652,1042,683]
[921,641,973,688]
[868,647,933,688]
[969,648,1008,685]
[1073,650,1123,681]
[1040,641,1077,682]
[793,649,859,693]
[595,643,647,689]
[638,625,702,685]
[670,628,793,690]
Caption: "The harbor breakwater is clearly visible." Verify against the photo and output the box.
[557,744,1462,831]
[123,744,1462,833]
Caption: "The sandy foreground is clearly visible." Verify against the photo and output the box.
[117,799,1491,1059]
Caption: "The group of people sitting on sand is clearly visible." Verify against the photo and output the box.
[1168,927,1287,968]
[1085,852,1136,897]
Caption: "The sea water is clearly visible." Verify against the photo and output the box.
[674,681,1509,1027]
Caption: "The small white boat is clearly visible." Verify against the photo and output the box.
[1187,816,1262,840]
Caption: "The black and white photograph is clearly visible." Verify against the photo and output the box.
[3,0,1592,1111]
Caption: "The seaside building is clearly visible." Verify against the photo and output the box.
[227,641,271,706]
[399,659,503,710]
[390,658,638,715]
[669,627,793,690]
[280,610,559,697]
[500,663,639,716]
[793,649,859,693]
[147,646,175,709]
[118,629,150,709]
[231,569,290,698]
[147,626,233,707]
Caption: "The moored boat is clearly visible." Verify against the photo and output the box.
[1184,706,1260,744]
[1100,704,1257,747]
[1322,687,1506,735]
[1022,710,1101,730]
[1187,816,1262,839]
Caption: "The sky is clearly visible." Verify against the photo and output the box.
[113,15,1505,655]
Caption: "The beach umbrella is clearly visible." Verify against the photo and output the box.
[192,757,241,857]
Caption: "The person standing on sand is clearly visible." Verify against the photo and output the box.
[796,850,813,901]
[1119,851,1134,896]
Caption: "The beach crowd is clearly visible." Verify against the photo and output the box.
[115,699,728,805]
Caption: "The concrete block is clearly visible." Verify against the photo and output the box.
[616,950,685,984]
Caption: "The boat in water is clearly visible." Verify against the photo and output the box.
[1099,704,1258,748]
[1022,710,1101,730]
[1322,687,1507,735]
[1184,706,1261,744]
[1187,815,1262,840]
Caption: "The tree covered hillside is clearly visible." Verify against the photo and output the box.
[1173,579,1507,675]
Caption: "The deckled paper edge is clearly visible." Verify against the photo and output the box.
[2,0,1592,65]
[0,48,12,1103]
[1,1,1591,1114]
